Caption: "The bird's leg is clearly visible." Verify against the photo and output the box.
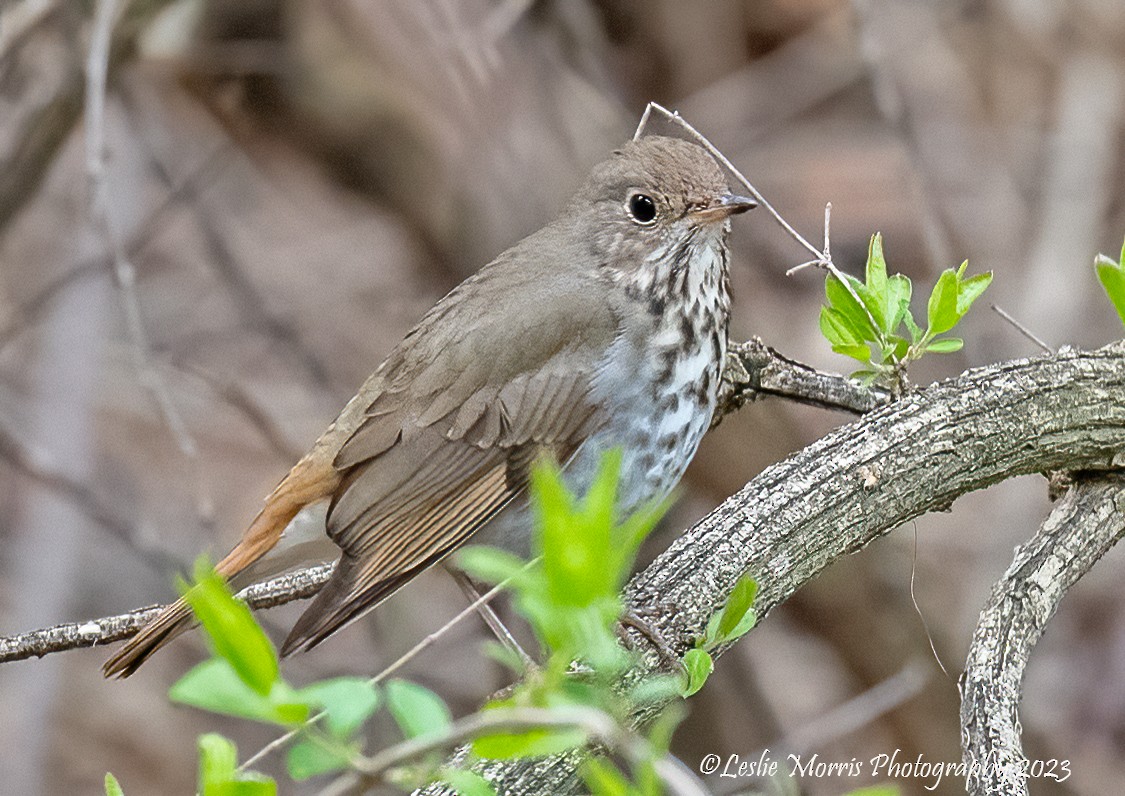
[445,566,536,670]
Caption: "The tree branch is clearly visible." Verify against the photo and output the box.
[960,475,1125,796]
[438,342,1125,794]
[0,564,334,664]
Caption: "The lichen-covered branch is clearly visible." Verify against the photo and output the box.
[0,564,334,664]
[453,342,1125,794]
[960,476,1125,796]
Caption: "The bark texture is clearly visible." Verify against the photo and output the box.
[443,342,1125,794]
[960,476,1125,796]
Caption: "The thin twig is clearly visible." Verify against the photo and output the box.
[634,103,884,344]
[238,573,519,773]
[990,304,1053,354]
[340,705,711,796]
[635,102,823,263]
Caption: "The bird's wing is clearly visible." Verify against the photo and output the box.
[281,257,619,654]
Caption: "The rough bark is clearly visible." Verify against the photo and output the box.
[960,475,1125,796]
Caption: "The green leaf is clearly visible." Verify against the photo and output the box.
[819,306,862,347]
[680,648,713,697]
[385,679,451,740]
[1095,249,1125,326]
[925,337,964,353]
[286,739,354,780]
[180,558,278,696]
[104,773,125,796]
[956,270,992,315]
[198,734,276,796]
[170,659,309,726]
[473,725,588,759]
[903,311,925,345]
[582,758,634,796]
[926,268,960,337]
[628,674,686,706]
[825,274,877,341]
[865,234,888,300]
[297,678,379,737]
[843,786,901,796]
[716,575,758,641]
[456,546,528,586]
[885,273,913,334]
[831,342,872,362]
[441,769,498,796]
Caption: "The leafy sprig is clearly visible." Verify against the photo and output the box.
[1095,235,1125,326]
[819,234,992,390]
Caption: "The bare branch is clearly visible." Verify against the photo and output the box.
[0,564,334,664]
[960,475,1125,796]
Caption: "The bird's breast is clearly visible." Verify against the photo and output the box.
[582,237,732,514]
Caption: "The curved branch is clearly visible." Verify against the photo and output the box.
[457,342,1125,794]
[960,476,1125,796]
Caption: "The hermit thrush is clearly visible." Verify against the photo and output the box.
[103,135,755,677]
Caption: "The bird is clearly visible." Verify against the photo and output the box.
[103,134,756,677]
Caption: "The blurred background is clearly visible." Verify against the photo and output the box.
[2,1,1124,793]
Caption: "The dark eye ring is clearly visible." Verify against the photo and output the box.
[627,193,657,225]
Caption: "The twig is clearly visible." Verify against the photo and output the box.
[990,304,1053,354]
[0,564,334,663]
[339,705,712,796]
[634,101,824,264]
[239,572,520,773]
[634,103,883,343]
[960,476,1125,796]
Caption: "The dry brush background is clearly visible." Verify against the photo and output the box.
[1,1,1124,794]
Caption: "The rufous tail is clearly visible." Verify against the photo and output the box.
[103,455,338,678]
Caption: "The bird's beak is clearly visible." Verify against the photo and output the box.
[690,193,758,223]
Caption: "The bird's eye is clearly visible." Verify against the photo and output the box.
[627,193,657,225]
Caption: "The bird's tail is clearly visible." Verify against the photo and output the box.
[103,456,337,678]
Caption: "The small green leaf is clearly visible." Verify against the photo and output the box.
[844,786,901,796]
[104,773,125,796]
[831,342,872,362]
[456,546,528,586]
[885,274,913,334]
[903,311,925,345]
[441,769,498,796]
[865,234,888,299]
[1095,249,1125,326]
[925,337,964,353]
[474,725,588,759]
[681,648,713,697]
[826,274,877,340]
[297,677,379,737]
[286,739,354,781]
[170,659,309,726]
[582,758,633,796]
[716,575,758,641]
[926,269,960,336]
[198,734,276,796]
[181,559,278,696]
[956,270,992,315]
[819,306,862,347]
[385,679,451,740]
